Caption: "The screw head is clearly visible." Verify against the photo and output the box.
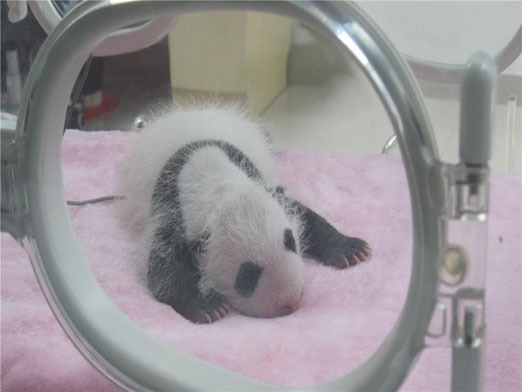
[438,245,468,286]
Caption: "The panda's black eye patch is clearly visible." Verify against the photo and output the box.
[235,262,263,297]
[284,228,296,253]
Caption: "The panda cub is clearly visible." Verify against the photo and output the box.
[118,105,371,324]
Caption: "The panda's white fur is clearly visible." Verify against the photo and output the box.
[117,105,306,319]
[119,106,277,231]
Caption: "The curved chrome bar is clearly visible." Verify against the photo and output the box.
[382,134,398,155]
[405,25,522,85]
[31,1,522,82]
[12,1,443,390]
[28,0,178,56]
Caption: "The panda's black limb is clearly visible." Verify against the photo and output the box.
[184,291,231,324]
[289,199,372,269]
[147,221,230,324]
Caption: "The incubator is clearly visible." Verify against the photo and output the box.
[1,1,520,391]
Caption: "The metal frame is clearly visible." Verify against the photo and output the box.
[405,25,521,85]
[1,1,494,390]
[28,0,178,56]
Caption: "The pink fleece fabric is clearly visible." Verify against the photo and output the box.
[1,130,520,391]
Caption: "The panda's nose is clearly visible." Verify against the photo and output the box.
[282,290,304,315]
[283,301,299,315]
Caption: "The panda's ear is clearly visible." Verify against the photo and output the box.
[235,262,263,297]
[284,228,297,253]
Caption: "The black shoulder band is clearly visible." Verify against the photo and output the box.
[151,139,264,220]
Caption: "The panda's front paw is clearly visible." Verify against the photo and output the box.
[183,292,231,324]
[320,235,371,269]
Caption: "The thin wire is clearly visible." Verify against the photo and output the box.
[67,195,125,206]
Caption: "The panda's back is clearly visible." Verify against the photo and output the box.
[117,107,280,232]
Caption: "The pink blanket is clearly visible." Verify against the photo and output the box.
[1,130,520,391]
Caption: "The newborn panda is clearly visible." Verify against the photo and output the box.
[118,105,371,324]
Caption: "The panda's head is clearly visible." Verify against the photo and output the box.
[200,185,306,318]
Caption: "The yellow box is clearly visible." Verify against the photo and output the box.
[168,12,292,114]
